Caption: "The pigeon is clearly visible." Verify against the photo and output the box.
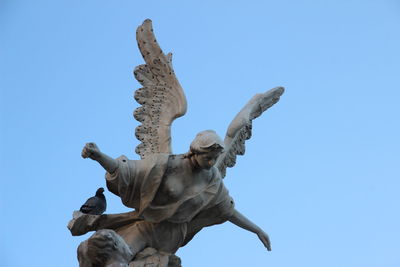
[80,187,107,215]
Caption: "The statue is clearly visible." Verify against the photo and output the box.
[68,19,284,267]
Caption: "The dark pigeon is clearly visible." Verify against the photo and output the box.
[80,187,107,215]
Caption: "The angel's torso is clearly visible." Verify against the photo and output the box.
[152,154,216,206]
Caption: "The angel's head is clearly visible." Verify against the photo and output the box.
[189,130,224,170]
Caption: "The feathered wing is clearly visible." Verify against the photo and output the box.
[215,87,284,178]
[133,19,187,158]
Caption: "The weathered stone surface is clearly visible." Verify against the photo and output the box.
[71,18,284,266]
[78,229,133,267]
[129,248,181,267]
[68,211,99,236]
[75,227,182,267]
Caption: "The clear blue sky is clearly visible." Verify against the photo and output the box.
[1,1,400,266]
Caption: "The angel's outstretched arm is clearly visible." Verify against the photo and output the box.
[229,209,271,251]
[81,143,118,174]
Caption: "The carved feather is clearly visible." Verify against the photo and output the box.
[134,19,187,158]
[216,87,284,178]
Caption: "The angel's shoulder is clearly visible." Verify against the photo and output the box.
[164,154,189,173]
[168,153,187,165]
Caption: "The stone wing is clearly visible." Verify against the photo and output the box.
[134,19,187,158]
[215,87,284,178]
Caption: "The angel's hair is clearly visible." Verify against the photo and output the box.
[189,130,224,154]
[86,229,132,265]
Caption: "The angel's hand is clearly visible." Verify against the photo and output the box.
[82,142,101,160]
[257,230,272,251]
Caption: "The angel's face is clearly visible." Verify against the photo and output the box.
[193,151,220,170]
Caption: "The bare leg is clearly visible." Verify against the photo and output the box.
[117,224,148,258]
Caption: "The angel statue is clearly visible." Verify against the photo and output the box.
[68,19,284,267]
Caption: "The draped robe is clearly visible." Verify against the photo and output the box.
[91,154,235,253]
